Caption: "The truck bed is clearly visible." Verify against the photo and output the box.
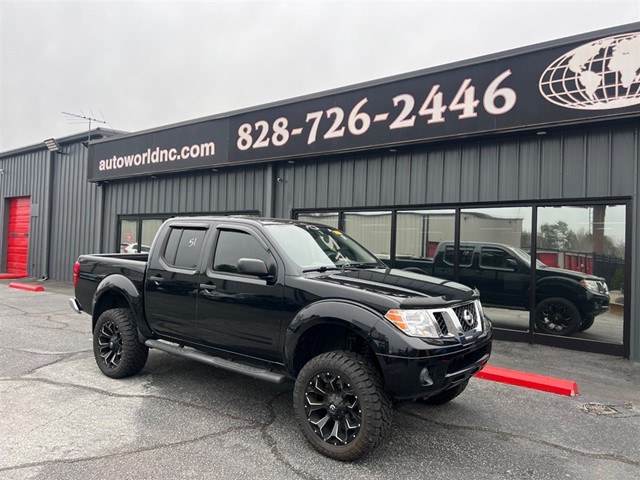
[75,253,149,314]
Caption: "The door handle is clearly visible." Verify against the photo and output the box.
[149,276,164,282]
[200,283,216,291]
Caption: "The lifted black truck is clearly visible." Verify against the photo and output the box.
[70,217,492,461]
[396,241,610,336]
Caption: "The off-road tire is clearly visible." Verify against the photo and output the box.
[419,380,469,405]
[534,297,582,336]
[93,308,148,379]
[293,351,392,461]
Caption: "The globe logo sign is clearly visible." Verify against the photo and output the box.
[539,32,640,110]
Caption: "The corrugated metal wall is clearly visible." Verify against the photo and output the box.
[0,149,50,277]
[274,122,637,215]
[49,142,101,282]
[101,164,271,252]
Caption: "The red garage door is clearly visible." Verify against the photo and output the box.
[7,197,31,274]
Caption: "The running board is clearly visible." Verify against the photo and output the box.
[145,339,289,384]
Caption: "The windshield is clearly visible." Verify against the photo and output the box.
[265,224,381,271]
[512,247,547,268]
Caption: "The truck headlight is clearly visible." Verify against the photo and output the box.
[384,309,441,338]
[580,279,607,294]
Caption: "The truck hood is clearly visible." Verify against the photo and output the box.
[307,268,478,308]
[539,266,606,282]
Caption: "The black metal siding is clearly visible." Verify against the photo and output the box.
[275,123,637,214]
[101,165,271,251]
[49,142,101,282]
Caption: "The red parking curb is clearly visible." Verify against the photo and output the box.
[8,282,45,292]
[476,365,579,396]
[0,273,28,280]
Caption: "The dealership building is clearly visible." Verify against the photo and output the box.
[1,23,639,359]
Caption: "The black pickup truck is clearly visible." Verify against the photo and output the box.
[395,241,610,336]
[70,217,491,461]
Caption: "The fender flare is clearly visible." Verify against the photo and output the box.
[91,274,147,334]
[535,276,582,305]
[283,299,384,373]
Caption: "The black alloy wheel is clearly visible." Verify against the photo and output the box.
[304,371,362,446]
[97,320,123,369]
[93,308,149,379]
[579,315,596,332]
[534,297,582,336]
[293,351,391,461]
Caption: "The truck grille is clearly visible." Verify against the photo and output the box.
[430,301,483,339]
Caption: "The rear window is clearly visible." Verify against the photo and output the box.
[443,246,474,267]
[164,227,206,269]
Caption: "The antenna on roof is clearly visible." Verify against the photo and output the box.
[62,111,107,146]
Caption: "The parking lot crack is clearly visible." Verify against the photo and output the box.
[2,376,268,425]
[260,390,320,480]
[0,424,261,474]
[398,408,640,468]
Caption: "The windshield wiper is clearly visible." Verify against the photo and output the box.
[303,266,343,273]
[340,262,381,271]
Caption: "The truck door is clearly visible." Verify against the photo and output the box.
[477,246,529,308]
[196,226,284,362]
[144,225,207,341]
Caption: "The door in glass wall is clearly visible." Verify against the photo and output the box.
[535,205,624,344]
[460,207,534,332]
[394,210,455,276]
[119,219,138,253]
[343,211,392,263]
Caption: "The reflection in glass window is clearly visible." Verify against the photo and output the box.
[460,207,533,333]
[443,245,474,267]
[214,230,272,274]
[119,219,138,253]
[141,219,163,252]
[297,212,339,229]
[344,212,392,260]
[536,205,624,344]
[480,247,517,270]
[173,229,206,269]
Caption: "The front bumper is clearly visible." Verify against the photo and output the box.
[375,332,492,400]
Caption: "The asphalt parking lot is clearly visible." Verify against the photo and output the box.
[1,282,639,480]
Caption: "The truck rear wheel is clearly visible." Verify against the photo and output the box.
[293,351,391,461]
[93,308,148,379]
[534,298,582,336]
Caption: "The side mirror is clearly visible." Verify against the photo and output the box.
[237,258,272,278]
[505,258,518,270]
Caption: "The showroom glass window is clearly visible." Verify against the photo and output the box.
[535,205,625,344]
[459,207,534,333]
[343,211,392,263]
[394,209,455,274]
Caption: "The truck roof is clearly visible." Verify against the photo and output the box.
[167,216,330,228]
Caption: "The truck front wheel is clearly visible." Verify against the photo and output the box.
[293,351,392,461]
[534,298,582,336]
[93,308,148,379]
[579,316,595,332]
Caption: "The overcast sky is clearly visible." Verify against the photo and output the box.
[1,0,638,152]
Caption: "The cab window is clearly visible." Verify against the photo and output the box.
[213,230,272,274]
[480,247,516,270]
[164,227,206,269]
